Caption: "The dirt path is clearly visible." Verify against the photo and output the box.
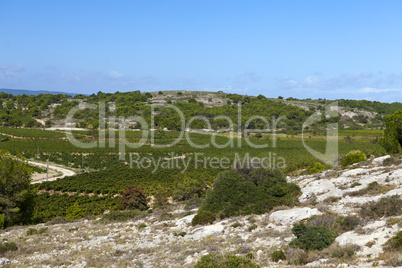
[28,160,76,184]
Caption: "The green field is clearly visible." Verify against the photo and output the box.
[0,127,385,224]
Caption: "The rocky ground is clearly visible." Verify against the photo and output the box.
[1,156,402,267]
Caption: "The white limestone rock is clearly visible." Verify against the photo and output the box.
[269,207,322,225]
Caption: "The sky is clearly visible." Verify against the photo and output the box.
[1,0,402,102]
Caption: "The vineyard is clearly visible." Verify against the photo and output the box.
[33,193,120,223]
[0,126,385,223]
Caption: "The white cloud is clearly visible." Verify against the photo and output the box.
[234,71,261,84]
[276,72,402,91]
[107,70,125,79]
[360,87,401,93]
[0,64,25,78]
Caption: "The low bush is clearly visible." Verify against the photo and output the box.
[173,231,186,237]
[285,248,308,265]
[271,250,286,262]
[360,195,402,219]
[26,227,47,236]
[385,156,402,166]
[333,215,360,233]
[289,222,338,251]
[0,242,17,255]
[194,254,260,268]
[231,222,243,228]
[248,224,258,232]
[308,162,325,174]
[191,211,216,226]
[384,231,402,252]
[307,213,359,233]
[341,150,367,166]
[197,169,300,219]
[330,244,361,258]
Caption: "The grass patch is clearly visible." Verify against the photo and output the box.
[346,181,395,197]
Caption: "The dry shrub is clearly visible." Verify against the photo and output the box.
[360,195,402,219]
[120,185,148,211]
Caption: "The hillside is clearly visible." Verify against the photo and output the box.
[1,155,401,267]
[1,89,401,132]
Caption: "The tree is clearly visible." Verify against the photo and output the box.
[381,110,402,154]
[120,185,148,211]
[45,120,53,127]
[0,151,35,227]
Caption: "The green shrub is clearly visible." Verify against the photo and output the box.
[384,231,402,252]
[192,211,216,226]
[65,201,83,220]
[360,195,402,219]
[271,250,286,262]
[307,213,359,234]
[248,224,258,232]
[289,223,338,251]
[194,254,260,268]
[0,242,17,254]
[333,215,360,233]
[231,222,243,228]
[341,150,367,166]
[26,227,47,236]
[380,110,402,154]
[173,231,186,237]
[197,169,300,219]
[173,176,206,201]
[0,214,4,229]
[120,185,148,211]
[308,162,325,174]
[138,223,146,229]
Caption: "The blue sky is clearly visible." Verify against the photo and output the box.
[1,0,401,102]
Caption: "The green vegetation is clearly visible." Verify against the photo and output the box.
[271,250,286,262]
[384,231,402,252]
[194,254,260,268]
[26,227,47,236]
[33,193,120,223]
[197,169,300,219]
[341,150,367,166]
[381,110,402,154]
[307,162,325,174]
[289,222,338,251]
[0,90,397,226]
[0,241,17,255]
[307,213,359,233]
[0,151,35,227]
[346,181,395,197]
[359,195,402,219]
[191,211,216,226]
